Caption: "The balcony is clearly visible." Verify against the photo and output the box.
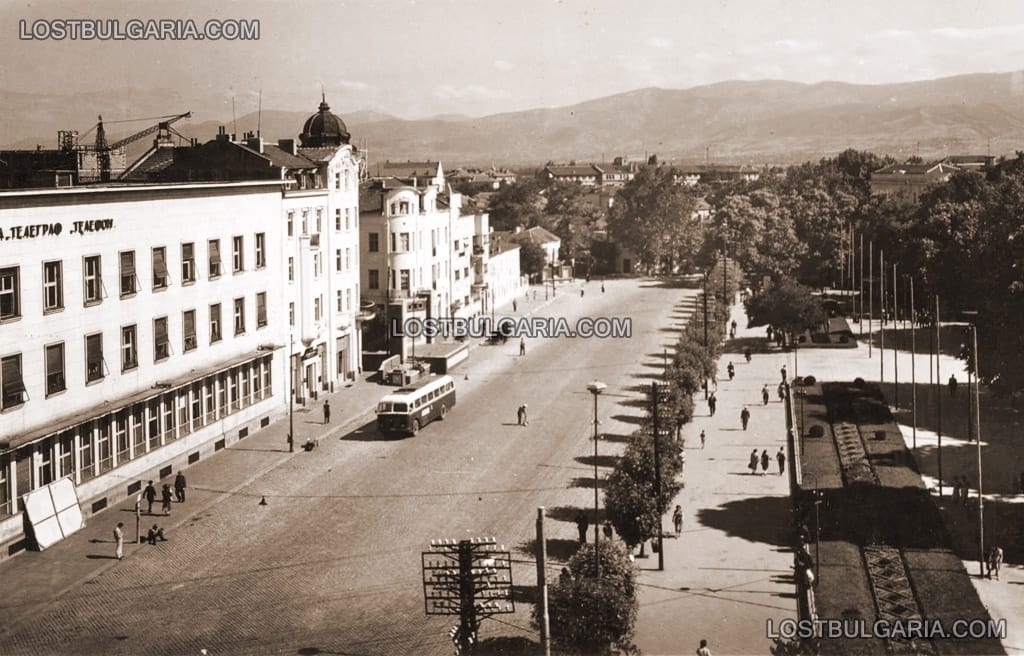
[309,233,321,248]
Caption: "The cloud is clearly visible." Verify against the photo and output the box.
[869,28,913,40]
[432,84,511,101]
[493,59,513,71]
[338,79,369,91]
[646,36,673,49]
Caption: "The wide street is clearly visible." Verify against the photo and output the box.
[1,276,758,656]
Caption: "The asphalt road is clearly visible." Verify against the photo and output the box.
[1,277,695,656]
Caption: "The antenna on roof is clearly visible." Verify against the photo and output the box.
[257,89,262,138]
[232,97,237,138]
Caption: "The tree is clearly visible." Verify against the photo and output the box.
[537,540,639,655]
[744,278,825,342]
[518,241,547,280]
[487,177,545,231]
[544,182,600,261]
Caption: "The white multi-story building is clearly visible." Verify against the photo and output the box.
[0,181,288,556]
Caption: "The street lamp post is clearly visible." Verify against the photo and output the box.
[587,380,607,578]
[288,331,295,452]
[961,313,985,578]
[803,472,821,580]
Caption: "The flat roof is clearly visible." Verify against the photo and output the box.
[0,179,288,201]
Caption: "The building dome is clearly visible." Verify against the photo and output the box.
[299,94,350,147]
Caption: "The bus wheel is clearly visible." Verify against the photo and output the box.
[440,404,448,419]
[411,419,420,436]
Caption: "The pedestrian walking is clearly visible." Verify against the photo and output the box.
[988,545,1004,580]
[322,399,331,425]
[727,361,735,380]
[700,429,706,449]
[762,385,770,405]
[780,365,787,383]
[143,480,157,514]
[760,449,770,474]
[708,393,717,416]
[697,639,712,656]
[601,283,606,293]
[160,484,173,515]
[961,477,971,507]
[744,347,752,363]
[778,381,786,402]
[730,320,737,338]
[519,337,526,356]
[952,477,961,503]
[749,450,759,475]
[147,524,168,545]
[948,374,958,397]
[575,512,589,544]
[513,299,518,312]
[602,522,613,539]
[516,405,525,426]
[766,325,774,342]
[740,406,751,431]
[580,288,585,298]
[672,505,683,536]
[532,290,536,301]
[777,447,786,475]
[174,472,187,503]
[113,522,124,560]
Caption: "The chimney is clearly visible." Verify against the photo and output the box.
[278,139,297,156]
[216,126,229,143]
[245,135,264,154]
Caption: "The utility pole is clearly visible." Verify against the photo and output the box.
[971,324,985,579]
[868,241,873,358]
[652,382,664,571]
[910,278,917,449]
[893,263,899,407]
[935,296,943,497]
[288,332,295,452]
[536,509,551,656]
[859,233,864,336]
[880,249,885,384]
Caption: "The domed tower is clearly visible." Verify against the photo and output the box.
[299,93,351,147]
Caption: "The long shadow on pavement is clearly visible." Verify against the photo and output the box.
[517,537,582,563]
[696,495,794,548]
[340,419,404,441]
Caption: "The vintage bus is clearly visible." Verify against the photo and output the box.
[376,374,456,435]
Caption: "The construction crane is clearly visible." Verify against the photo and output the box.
[65,112,192,181]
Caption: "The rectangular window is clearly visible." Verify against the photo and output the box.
[316,209,322,234]
[210,303,222,343]
[400,269,410,291]
[255,233,266,269]
[208,239,222,278]
[345,248,352,271]
[314,296,321,322]
[85,333,104,383]
[368,269,380,290]
[234,298,245,335]
[289,302,295,327]
[45,343,65,396]
[181,243,196,284]
[399,232,410,251]
[346,288,352,312]
[257,292,267,327]
[154,317,169,361]
[287,211,294,237]
[345,208,351,230]
[83,255,102,304]
[42,260,63,311]
[335,208,342,231]
[119,251,136,297]
[288,257,294,282]
[302,211,309,235]
[152,247,168,290]
[337,289,343,312]
[121,325,137,371]
[313,253,321,279]
[232,236,244,273]
[368,233,379,252]
[1,354,25,409]
[97,419,113,473]
[336,249,342,272]
[183,310,197,351]
[0,267,20,320]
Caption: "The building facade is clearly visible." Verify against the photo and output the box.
[0,181,288,556]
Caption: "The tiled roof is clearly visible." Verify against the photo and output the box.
[298,146,345,162]
[546,164,602,177]
[873,162,959,176]
[378,161,441,178]
[261,144,317,169]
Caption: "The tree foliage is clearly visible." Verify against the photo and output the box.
[537,540,639,655]
[518,241,548,279]
[744,278,825,338]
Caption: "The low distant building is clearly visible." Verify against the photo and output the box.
[870,161,960,202]
[941,155,994,172]
[372,161,444,188]
[671,164,760,186]
[543,164,602,186]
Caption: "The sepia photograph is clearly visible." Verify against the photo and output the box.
[0,1,1022,654]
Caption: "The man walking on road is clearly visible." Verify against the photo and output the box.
[708,392,717,416]
[700,430,706,449]
[727,361,735,380]
[143,481,157,514]
[761,449,770,474]
[575,512,589,544]
[777,447,786,475]
[323,399,331,425]
[161,484,173,515]
[114,522,124,560]
[519,337,526,356]
[174,472,187,503]
[740,406,751,430]
[948,374,958,397]
[673,505,684,536]
[780,365,787,383]
[762,385,770,405]
[749,450,759,475]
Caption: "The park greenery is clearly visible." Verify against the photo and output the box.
[485,149,1024,398]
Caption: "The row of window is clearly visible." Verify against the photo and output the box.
[0,293,267,410]
[0,234,265,320]
[0,356,273,517]
[364,231,465,256]
[286,206,358,237]
[363,265,470,291]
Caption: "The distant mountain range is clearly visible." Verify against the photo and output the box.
[4,71,1024,167]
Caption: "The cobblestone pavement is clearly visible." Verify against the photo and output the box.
[1,278,710,656]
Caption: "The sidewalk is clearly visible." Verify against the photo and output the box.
[0,281,571,638]
[635,300,797,656]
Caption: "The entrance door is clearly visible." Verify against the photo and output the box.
[623,258,633,274]
[305,363,316,400]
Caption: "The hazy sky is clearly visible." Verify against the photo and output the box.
[2,0,1024,120]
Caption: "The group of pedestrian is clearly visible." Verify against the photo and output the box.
[726,361,735,381]
[707,392,717,416]
[951,475,972,507]
[986,545,1004,580]
[144,474,186,516]
[749,448,786,475]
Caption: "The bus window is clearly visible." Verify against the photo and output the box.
[377,402,389,412]
[394,403,407,412]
